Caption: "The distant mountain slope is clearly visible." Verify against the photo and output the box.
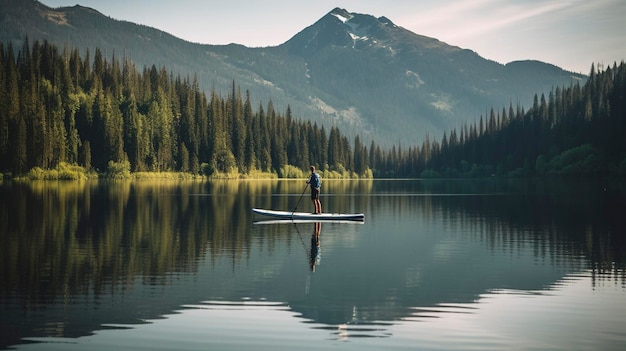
[279,8,585,139]
[0,0,294,117]
[0,1,586,145]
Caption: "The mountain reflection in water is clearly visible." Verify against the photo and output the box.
[0,179,624,350]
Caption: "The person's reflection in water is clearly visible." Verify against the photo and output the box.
[309,222,321,271]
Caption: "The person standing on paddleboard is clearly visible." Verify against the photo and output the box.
[306,166,322,214]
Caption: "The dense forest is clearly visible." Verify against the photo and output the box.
[0,39,625,178]
[390,61,626,178]
[0,39,366,178]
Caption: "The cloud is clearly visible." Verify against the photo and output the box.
[399,0,571,42]
[389,0,625,72]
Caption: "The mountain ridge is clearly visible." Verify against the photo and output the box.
[0,1,586,145]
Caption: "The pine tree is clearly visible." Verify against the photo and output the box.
[353,135,367,175]
[242,90,257,171]
[230,82,245,172]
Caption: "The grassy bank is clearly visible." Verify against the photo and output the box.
[6,162,371,181]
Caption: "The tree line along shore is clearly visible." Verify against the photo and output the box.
[1,39,625,180]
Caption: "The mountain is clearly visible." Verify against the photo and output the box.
[0,0,586,146]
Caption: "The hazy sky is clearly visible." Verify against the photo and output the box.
[39,0,625,74]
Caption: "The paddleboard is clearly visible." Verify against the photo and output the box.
[252,208,364,221]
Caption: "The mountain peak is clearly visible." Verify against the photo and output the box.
[329,7,352,23]
[283,8,399,56]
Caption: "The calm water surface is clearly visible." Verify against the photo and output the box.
[1,179,625,350]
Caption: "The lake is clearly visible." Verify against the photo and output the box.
[1,178,625,350]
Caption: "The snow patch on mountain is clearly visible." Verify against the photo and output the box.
[336,106,363,126]
[309,96,336,114]
[309,96,364,126]
[304,62,311,80]
[331,12,351,23]
[405,70,424,88]
[430,94,455,112]
[344,17,371,41]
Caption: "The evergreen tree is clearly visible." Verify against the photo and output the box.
[230,82,245,172]
[242,90,257,171]
[353,135,367,175]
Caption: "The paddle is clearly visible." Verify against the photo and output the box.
[292,183,309,216]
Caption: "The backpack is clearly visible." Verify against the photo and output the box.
[310,173,321,188]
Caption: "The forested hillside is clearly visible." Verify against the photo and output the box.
[384,62,626,178]
[0,1,585,148]
[0,40,365,178]
[0,39,624,179]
